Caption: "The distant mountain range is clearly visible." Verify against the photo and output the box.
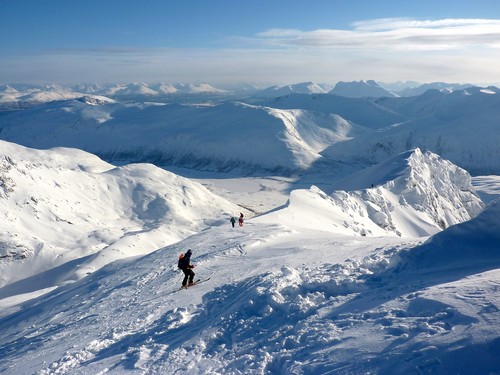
[1,80,489,108]
[0,81,499,175]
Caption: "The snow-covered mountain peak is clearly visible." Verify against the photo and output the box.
[186,83,227,94]
[105,82,159,97]
[334,148,484,233]
[329,80,398,98]
[77,95,116,106]
[254,82,332,97]
[256,149,484,237]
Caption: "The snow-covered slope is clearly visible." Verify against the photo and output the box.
[0,141,246,300]
[330,79,398,98]
[0,188,497,374]
[394,198,500,275]
[0,100,362,174]
[323,88,500,175]
[255,149,484,237]
[262,93,406,129]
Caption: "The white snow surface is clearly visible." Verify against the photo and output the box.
[0,140,247,302]
[0,142,499,374]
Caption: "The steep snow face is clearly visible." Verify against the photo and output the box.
[264,93,406,129]
[394,198,500,274]
[0,100,359,174]
[0,141,245,294]
[256,149,484,237]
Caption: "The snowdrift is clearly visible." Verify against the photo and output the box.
[0,140,245,295]
[394,198,500,275]
[255,149,484,237]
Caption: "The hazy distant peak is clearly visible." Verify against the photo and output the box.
[254,82,332,97]
[77,95,116,106]
[330,80,398,98]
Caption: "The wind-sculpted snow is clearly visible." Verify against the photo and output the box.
[0,100,360,174]
[0,140,245,298]
[256,149,484,237]
[393,198,500,274]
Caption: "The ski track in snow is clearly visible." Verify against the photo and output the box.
[1,218,499,374]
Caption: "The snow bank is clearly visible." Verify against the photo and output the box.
[394,198,500,274]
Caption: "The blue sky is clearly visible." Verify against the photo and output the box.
[2,0,500,85]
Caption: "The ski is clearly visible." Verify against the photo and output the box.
[180,277,211,289]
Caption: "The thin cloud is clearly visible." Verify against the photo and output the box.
[255,18,500,50]
[2,18,500,85]
[352,18,500,31]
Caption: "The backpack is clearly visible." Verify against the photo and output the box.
[178,253,185,269]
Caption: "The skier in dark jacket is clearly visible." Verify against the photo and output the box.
[178,249,195,287]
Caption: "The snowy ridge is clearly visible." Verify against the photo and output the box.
[0,100,360,173]
[254,82,333,97]
[256,149,484,237]
[0,82,230,108]
[77,95,116,106]
[265,93,406,129]
[0,140,246,297]
[0,84,84,105]
[322,88,500,175]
